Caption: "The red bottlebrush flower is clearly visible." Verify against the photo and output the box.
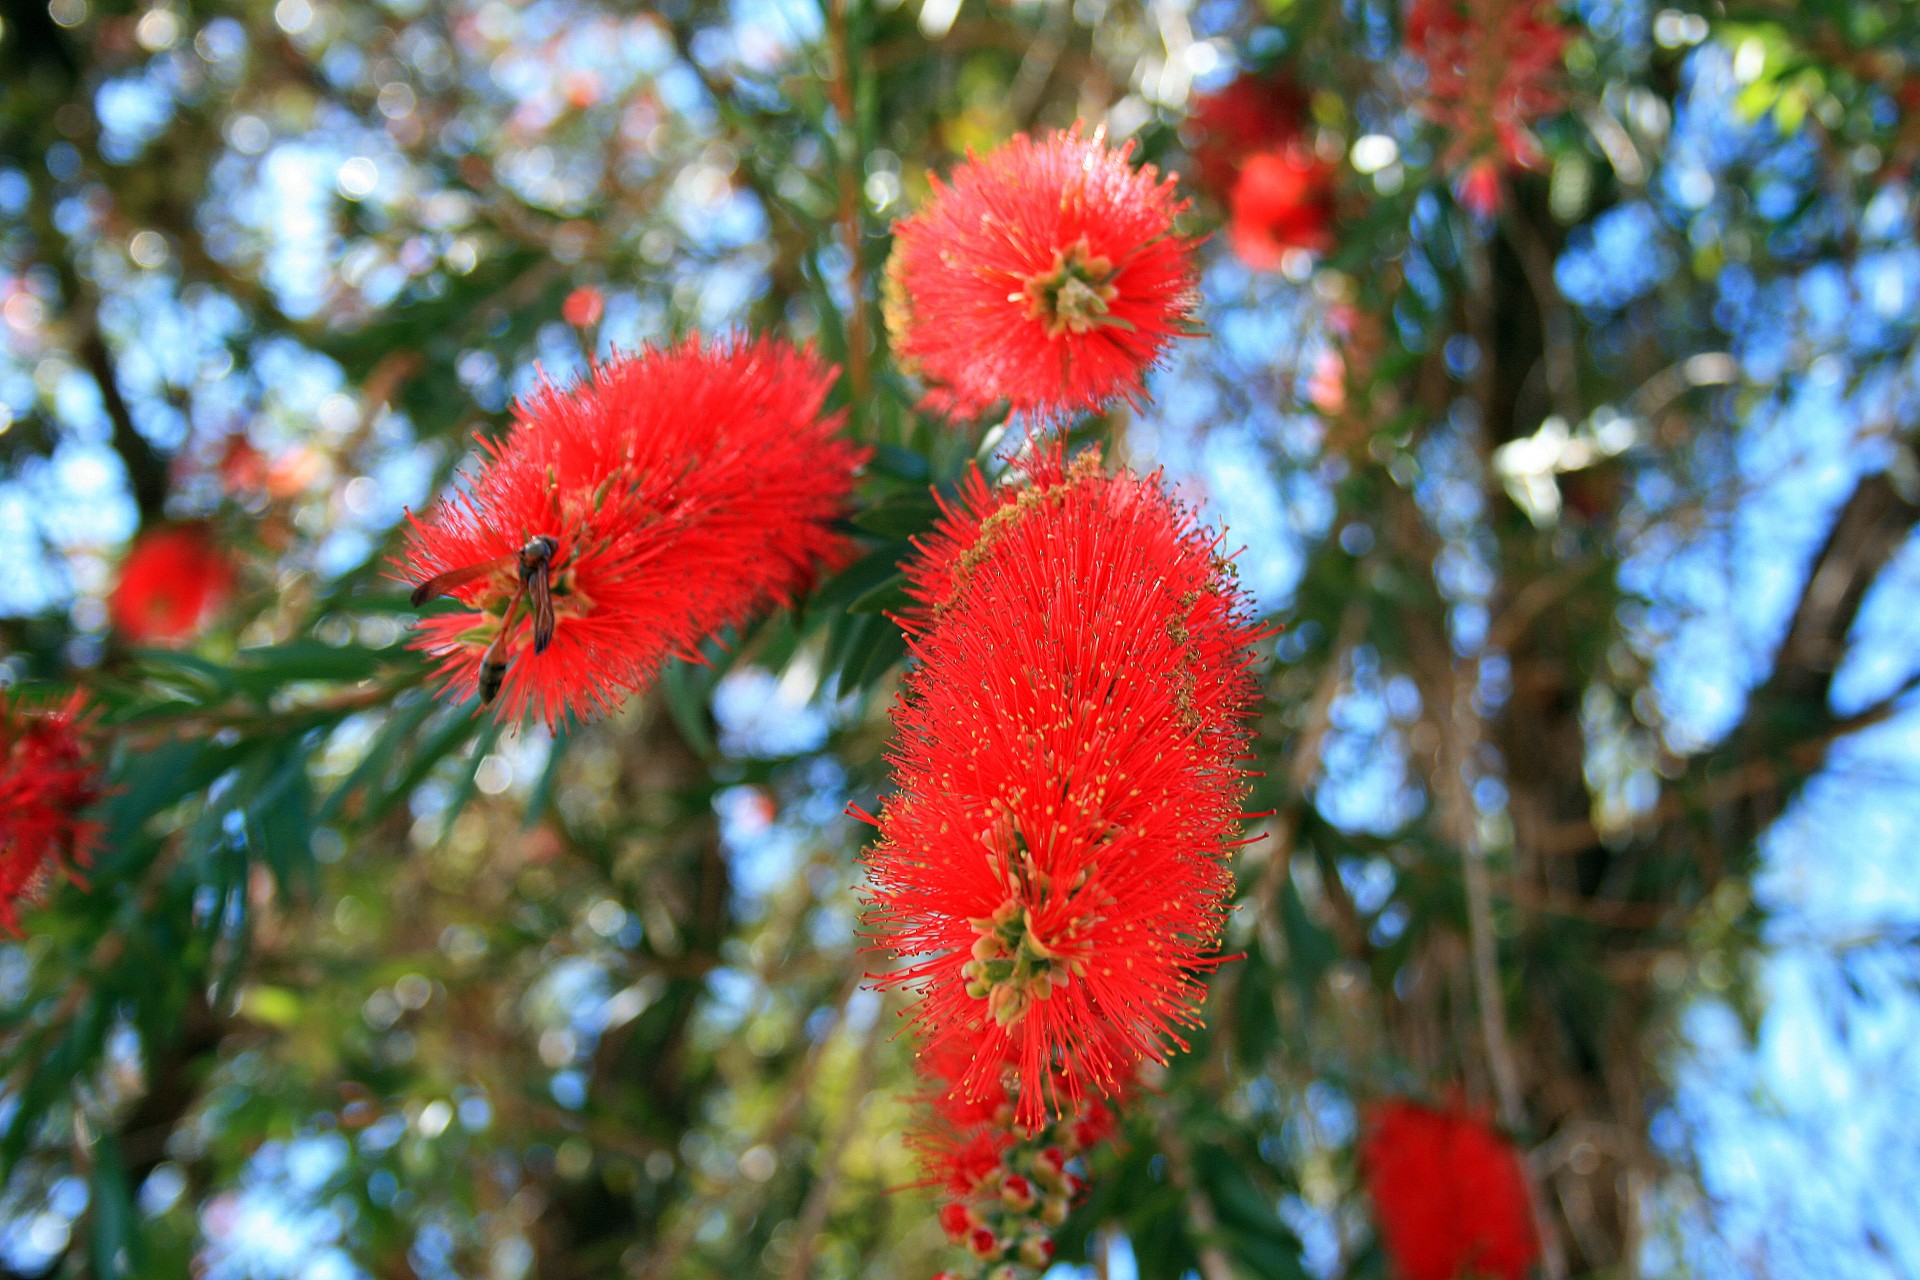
[562,286,605,328]
[1360,1100,1540,1280]
[883,126,1200,421]
[397,338,866,726]
[865,445,1263,1127]
[1407,0,1567,184]
[1228,149,1337,267]
[0,691,101,934]
[109,523,236,645]
[1185,72,1313,200]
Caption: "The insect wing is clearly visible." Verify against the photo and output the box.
[410,555,513,607]
[528,570,556,654]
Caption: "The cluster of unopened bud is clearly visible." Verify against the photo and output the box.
[930,1101,1113,1280]
[961,900,1077,1028]
[1020,237,1121,338]
[961,827,1093,1028]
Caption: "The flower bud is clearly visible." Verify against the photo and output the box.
[1033,1146,1069,1187]
[938,1202,973,1241]
[1019,1237,1056,1268]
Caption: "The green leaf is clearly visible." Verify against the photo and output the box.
[824,611,879,687]
[1281,867,1340,1023]
[1199,1146,1296,1241]
[800,250,851,373]
[850,618,908,685]
[89,1130,143,1280]
[315,695,439,825]
[850,492,941,540]
[845,573,907,615]
[437,716,505,845]
[238,984,305,1029]
[228,639,393,692]
[659,660,719,760]
[99,738,240,865]
[809,547,907,614]
[521,727,570,829]
[121,650,237,705]
[246,741,318,898]
[868,443,931,482]
[1230,1231,1313,1279]
[365,705,488,824]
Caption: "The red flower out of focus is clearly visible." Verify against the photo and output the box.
[1361,1100,1540,1280]
[217,434,269,495]
[863,446,1263,1128]
[562,286,604,328]
[1185,74,1336,268]
[0,691,101,935]
[1185,73,1312,198]
[883,126,1200,421]
[397,338,866,726]
[1406,0,1567,213]
[109,523,236,645]
[1229,150,1337,266]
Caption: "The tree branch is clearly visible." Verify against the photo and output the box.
[1749,471,1920,720]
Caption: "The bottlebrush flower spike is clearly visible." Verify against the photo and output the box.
[882,126,1201,421]
[109,523,236,645]
[1360,1099,1541,1280]
[1407,0,1567,199]
[864,445,1263,1127]
[0,690,101,935]
[398,338,866,726]
[909,1035,1116,1280]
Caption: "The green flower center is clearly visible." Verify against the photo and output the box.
[1020,238,1119,337]
[962,899,1087,1027]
